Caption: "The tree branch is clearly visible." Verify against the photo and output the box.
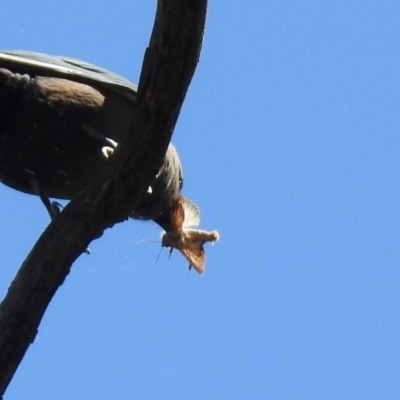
[0,0,207,395]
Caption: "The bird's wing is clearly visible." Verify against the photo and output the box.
[0,50,137,102]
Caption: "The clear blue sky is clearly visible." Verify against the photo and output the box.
[1,1,400,399]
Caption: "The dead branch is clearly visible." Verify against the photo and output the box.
[0,0,207,395]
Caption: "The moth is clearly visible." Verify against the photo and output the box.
[161,195,219,274]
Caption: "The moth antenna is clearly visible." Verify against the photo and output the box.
[134,237,160,245]
[154,247,164,266]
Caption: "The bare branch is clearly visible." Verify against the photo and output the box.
[0,0,207,395]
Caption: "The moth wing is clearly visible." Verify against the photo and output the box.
[182,197,200,228]
[171,195,185,230]
[185,229,219,244]
[179,243,205,274]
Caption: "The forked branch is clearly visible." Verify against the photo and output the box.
[0,0,207,395]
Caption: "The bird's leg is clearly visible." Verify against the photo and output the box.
[30,177,61,220]
[30,177,90,254]
[50,201,63,218]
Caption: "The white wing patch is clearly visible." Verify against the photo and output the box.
[101,138,118,159]
[182,198,200,228]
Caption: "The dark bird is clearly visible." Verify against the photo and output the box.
[0,50,182,231]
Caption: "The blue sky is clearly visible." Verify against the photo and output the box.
[1,1,400,399]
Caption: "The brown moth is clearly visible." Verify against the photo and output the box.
[161,195,219,274]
